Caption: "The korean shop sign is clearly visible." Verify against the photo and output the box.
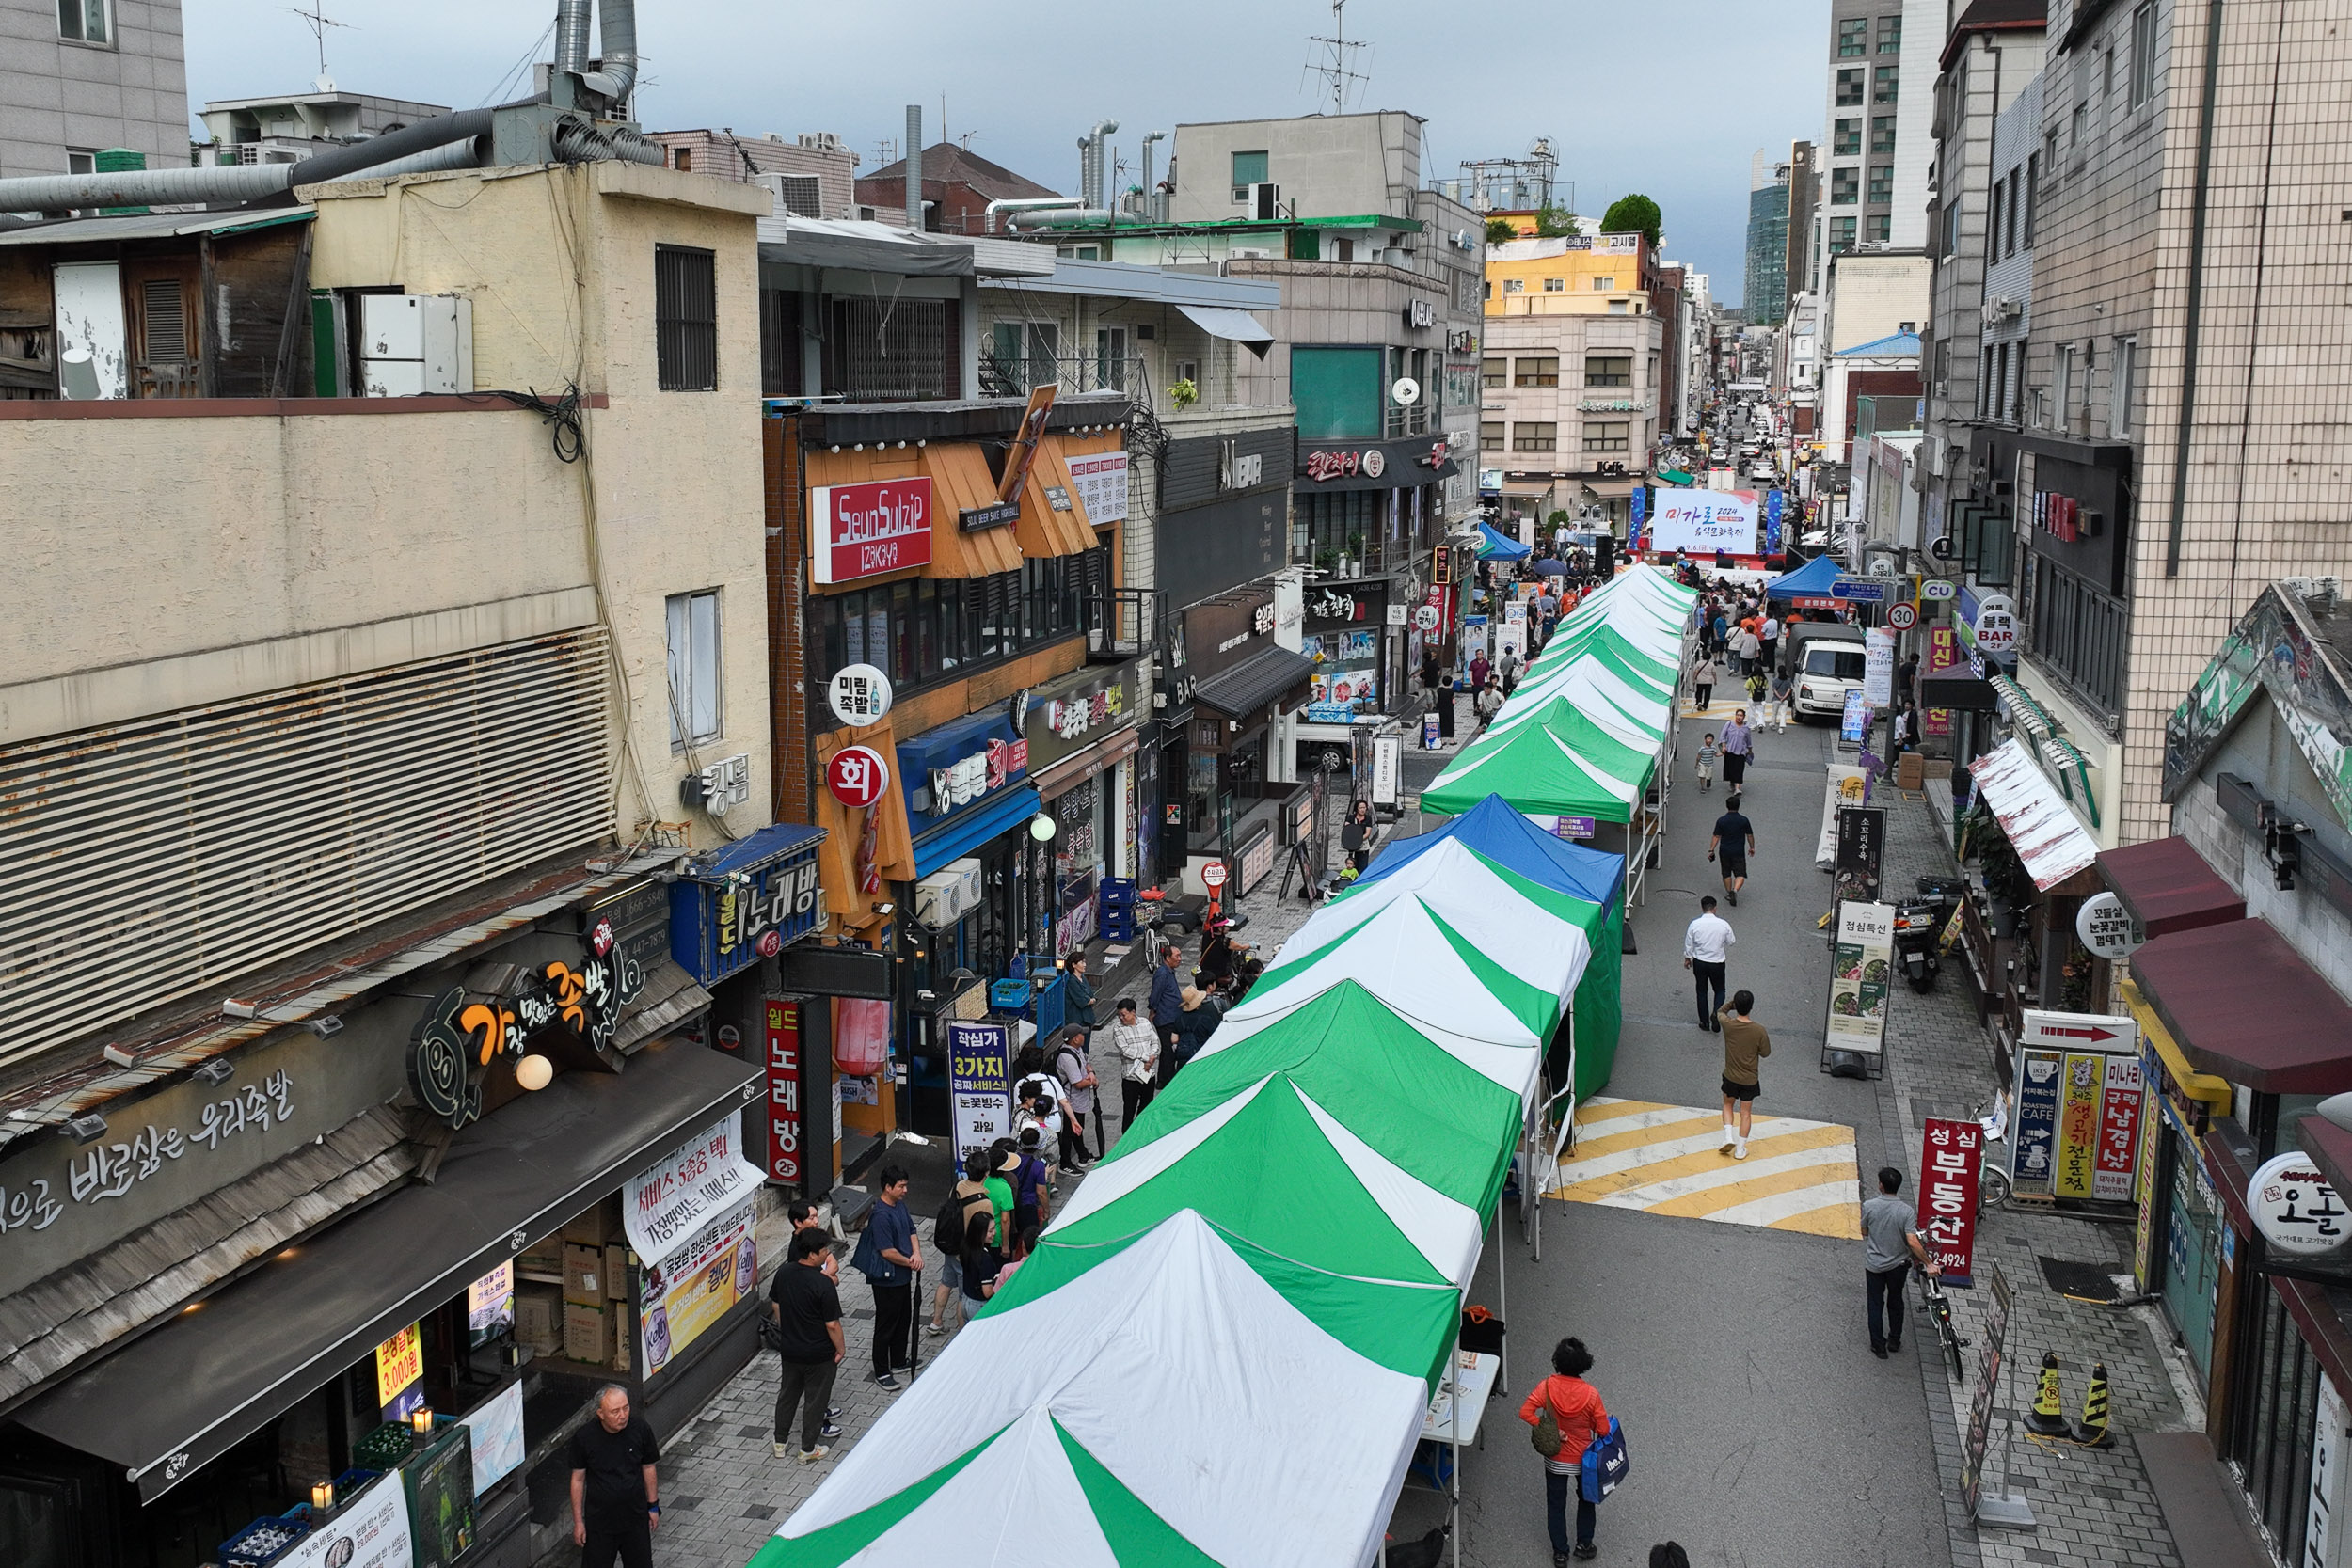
[669,829,826,988]
[1023,660,1144,774]
[2250,1153,2351,1258]
[0,1022,403,1299]
[408,923,649,1129]
[810,477,935,584]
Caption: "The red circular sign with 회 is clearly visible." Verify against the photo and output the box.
[826,745,891,809]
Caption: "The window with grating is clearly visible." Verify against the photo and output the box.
[825,296,955,402]
[655,245,718,391]
[0,628,614,1068]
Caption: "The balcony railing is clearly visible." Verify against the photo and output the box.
[1382,403,1432,438]
[980,352,1151,405]
[1085,585,1161,664]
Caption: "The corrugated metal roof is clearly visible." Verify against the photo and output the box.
[0,206,313,247]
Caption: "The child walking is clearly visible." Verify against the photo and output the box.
[1695,733,1719,791]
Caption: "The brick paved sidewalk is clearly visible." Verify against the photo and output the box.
[1871,785,2195,1568]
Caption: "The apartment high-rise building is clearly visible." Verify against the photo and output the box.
[1812,0,1943,288]
[0,0,191,178]
[1743,150,1790,323]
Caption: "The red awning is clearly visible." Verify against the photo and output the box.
[2096,836,2246,937]
[2135,918,2352,1092]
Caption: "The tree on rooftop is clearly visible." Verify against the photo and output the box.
[1600,194,1662,252]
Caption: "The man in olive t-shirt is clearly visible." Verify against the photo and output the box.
[1716,990,1771,1159]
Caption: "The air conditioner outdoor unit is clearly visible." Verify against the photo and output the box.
[358,294,473,396]
[914,858,984,927]
[1986,296,2019,322]
[1230,245,1274,260]
[1248,182,1281,221]
[798,132,845,152]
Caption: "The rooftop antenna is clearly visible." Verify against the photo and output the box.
[281,0,353,93]
[1303,0,1370,117]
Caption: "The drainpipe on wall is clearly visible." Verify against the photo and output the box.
[2165,0,2229,578]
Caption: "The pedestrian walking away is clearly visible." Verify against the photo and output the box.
[1693,733,1717,791]
[1708,793,1755,905]
[1715,990,1771,1160]
[1683,895,1734,1029]
[850,1164,921,1389]
[1107,996,1159,1137]
[568,1386,660,1568]
[1718,709,1753,791]
[1520,1337,1612,1562]
[1861,1166,1940,1357]
[1767,667,1793,731]
[768,1228,845,1461]
[929,1153,997,1335]
[1692,654,1724,712]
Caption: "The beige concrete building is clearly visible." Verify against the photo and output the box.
[1944,0,2352,846]
[1478,309,1663,535]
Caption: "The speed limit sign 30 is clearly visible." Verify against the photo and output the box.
[1887,602,1918,630]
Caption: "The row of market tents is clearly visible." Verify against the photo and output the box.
[750,567,1697,1568]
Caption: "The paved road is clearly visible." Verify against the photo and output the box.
[1403,712,1955,1568]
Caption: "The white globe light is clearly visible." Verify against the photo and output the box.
[515,1054,554,1091]
[1028,814,1057,842]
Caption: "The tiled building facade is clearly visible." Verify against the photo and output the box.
[2008,0,2352,841]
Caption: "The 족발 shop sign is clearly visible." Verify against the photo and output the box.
[810,477,934,584]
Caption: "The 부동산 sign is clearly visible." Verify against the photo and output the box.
[1647,488,1759,556]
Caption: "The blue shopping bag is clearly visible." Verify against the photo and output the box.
[1580,1417,1628,1504]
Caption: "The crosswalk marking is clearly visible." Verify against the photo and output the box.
[1547,1096,1863,1240]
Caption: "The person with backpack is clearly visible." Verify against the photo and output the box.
[1052,1026,1100,1168]
[1519,1337,1613,1563]
[928,1152,999,1337]
[849,1166,920,1392]
[1009,1129,1053,1237]
[1012,1048,1074,1177]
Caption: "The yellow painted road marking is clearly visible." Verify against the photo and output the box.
[1550,1096,1863,1240]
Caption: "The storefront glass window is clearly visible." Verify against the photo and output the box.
[2230,1284,2320,1550]
[809,546,1108,705]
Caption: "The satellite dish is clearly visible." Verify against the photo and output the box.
[1391,377,1421,406]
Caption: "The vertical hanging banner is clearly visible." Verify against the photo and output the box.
[1918,1117,1985,1286]
[947,1019,1015,1165]
[763,999,804,1187]
[2094,1053,2146,1203]
[1765,489,1785,556]
[1824,901,1895,1055]
[1628,486,1647,553]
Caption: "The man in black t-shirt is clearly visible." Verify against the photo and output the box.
[769,1227,846,1461]
[567,1386,660,1568]
[1708,795,1756,905]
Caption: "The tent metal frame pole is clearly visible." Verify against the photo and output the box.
[1495,1205,1508,1396]
[1447,1369,1461,1568]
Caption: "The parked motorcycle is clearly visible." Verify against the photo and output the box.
[1894,876,1967,992]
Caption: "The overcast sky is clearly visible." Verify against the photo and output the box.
[187,0,1827,308]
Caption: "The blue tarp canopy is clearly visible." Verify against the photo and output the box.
[1763,552,1844,600]
[1474,522,1533,562]
[1359,794,1625,907]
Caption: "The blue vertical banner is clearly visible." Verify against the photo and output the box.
[1628,486,1646,553]
[1766,489,1785,556]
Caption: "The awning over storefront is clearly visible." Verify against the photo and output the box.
[1968,737,2098,891]
[1192,646,1314,720]
[1581,477,1639,499]
[910,785,1042,880]
[1174,304,1275,357]
[1499,479,1555,497]
[1031,726,1141,800]
[14,1038,759,1501]
[2134,917,2352,1092]
[2096,836,2246,938]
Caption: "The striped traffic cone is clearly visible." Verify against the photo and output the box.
[2025,1352,2071,1436]
[2074,1361,2114,1449]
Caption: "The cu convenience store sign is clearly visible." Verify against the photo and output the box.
[811,477,934,584]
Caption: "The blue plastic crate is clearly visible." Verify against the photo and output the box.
[989,978,1030,1012]
[220,1514,310,1568]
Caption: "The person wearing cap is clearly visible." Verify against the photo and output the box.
[1168,985,1220,1077]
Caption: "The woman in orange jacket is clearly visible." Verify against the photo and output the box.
[1519,1337,1611,1563]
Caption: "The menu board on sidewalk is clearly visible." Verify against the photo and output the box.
[1823,901,1894,1056]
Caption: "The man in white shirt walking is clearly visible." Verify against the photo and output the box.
[1106,997,1160,1143]
[1682,895,1735,1031]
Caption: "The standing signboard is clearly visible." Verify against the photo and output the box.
[2010,1011,2141,1199]
[1961,1265,2031,1528]
[278,1472,413,1568]
[1824,901,1895,1056]
[947,1019,1015,1166]
[1370,735,1401,807]
[1840,689,1869,744]
[1918,1117,1985,1286]
[1834,804,1885,906]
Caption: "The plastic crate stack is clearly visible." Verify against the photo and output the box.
[1099,877,1137,942]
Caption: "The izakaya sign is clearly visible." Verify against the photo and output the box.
[810,477,935,584]
[1648,488,1760,555]
[407,923,646,1130]
[1304,448,1387,482]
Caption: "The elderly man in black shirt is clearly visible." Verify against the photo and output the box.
[568,1385,660,1568]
